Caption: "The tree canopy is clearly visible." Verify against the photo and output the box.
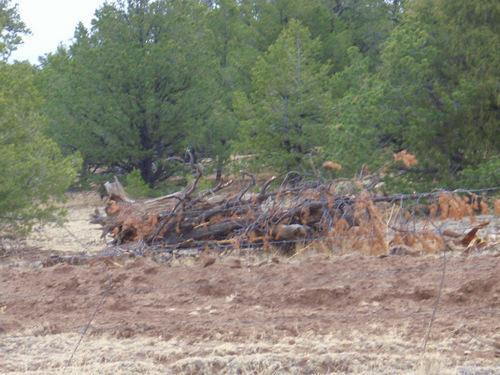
[41,0,217,187]
[30,0,500,192]
[0,0,28,61]
[363,0,499,188]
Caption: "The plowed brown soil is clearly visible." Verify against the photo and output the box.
[0,194,499,374]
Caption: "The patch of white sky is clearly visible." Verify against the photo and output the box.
[10,0,106,65]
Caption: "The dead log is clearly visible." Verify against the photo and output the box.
[164,219,245,245]
[91,168,362,251]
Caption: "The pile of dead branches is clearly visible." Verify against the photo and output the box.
[91,157,359,253]
[90,156,498,256]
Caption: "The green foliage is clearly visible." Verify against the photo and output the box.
[206,0,260,91]
[0,1,80,233]
[372,0,500,187]
[32,0,498,192]
[125,169,154,199]
[324,0,499,189]
[234,20,332,173]
[40,0,216,187]
[458,157,500,190]
[192,0,260,176]
[326,47,391,176]
[0,61,81,232]
[318,0,404,72]
[192,100,236,176]
[0,0,29,61]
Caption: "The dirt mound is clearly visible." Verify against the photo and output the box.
[1,252,499,374]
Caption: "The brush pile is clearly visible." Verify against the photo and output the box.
[90,155,363,253]
[90,176,359,252]
[90,156,498,256]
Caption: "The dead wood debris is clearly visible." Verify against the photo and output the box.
[89,159,497,257]
[90,167,356,254]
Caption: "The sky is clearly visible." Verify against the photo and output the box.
[10,0,106,64]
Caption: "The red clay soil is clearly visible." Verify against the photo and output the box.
[0,251,499,373]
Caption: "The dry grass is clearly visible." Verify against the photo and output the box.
[2,190,499,374]
[2,328,498,374]
[21,192,107,254]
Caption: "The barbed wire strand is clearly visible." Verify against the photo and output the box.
[89,307,500,332]
[1,307,498,341]
[422,249,447,353]
[61,225,95,253]
[0,186,498,365]
[2,219,498,267]
[64,263,112,371]
[422,220,451,353]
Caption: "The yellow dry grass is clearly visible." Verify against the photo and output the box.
[24,192,107,254]
[2,327,498,374]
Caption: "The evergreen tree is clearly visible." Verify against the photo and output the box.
[376,0,499,187]
[234,20,332,172]
[0,0,29,61]
[0,1,80,231]
[194,0,260,181]
[317,0,404,72]
[327,47,389,175]
[34,0,499,191]
[41,0,214,187]
[327,0,499,189]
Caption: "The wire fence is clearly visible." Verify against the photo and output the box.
[1,252,499,333]
[0,187,499,372]
[2,187,499,265]
[1,256,499,371]
[2,308,498,342]
[1,262,499,302]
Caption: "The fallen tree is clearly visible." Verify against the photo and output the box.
[90,156,359,253]
[90,156,497,256]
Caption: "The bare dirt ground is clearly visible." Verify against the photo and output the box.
[0,193,499,374]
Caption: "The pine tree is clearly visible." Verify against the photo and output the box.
[327,47,389,175]
[0,0,29,61]
[0,0,80,231]
[41,0,214,187]
[234,20,332,173]
[377,0,499,187]
[194,0,260,181]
